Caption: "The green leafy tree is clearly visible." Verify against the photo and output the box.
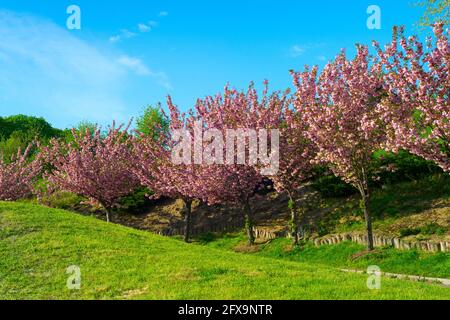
[0,117,6,139]
[75,120,98,136]
[416,0,449,26]
[0,115,61,140]
[0,132,30,164]
[61,120,104,144]
[135,104,169,139]
[0,115,62,162]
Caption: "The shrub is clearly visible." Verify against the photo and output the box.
[371,150,441,186]
[421,223,446,236]
[116,187,154,214]
[399,224,446,238]
[400,227,421,237]
[40,190,87,211]
[312,174,357,198]
[313,151,443,198]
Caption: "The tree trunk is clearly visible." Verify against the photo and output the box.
[243,199,255,246]
[183,199,193,243]
[359,190,374,251]
[288,192,299,246]
[105,208,112,223]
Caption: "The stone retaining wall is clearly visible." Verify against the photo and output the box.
[311,232,449,253]
[155,219,243,237]
[154,223,449,253]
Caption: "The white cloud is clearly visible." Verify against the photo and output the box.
[121,29,136,38]
[289,45,306,57]
[109,29,136,43]
[138,23,151,33]
[158,11,168,17]
[117,55,172,90]
[109,35,121,43]
[117,56,150,75]
[114,19,159,41]
[137,21,158,33]
[0,10,171,127]
[317,55,327,61]
[288,43,326,58]
[151,71,172,91]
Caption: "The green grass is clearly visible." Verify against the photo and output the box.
[1,202,449,299]
[198,233,450,279]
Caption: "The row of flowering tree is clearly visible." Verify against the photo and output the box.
[134,85,287,244]
[0,24,447,250]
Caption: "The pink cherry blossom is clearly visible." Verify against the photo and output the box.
[0,144,42,201]
[41,122,140,222]
[270,106,317,245]
[291,45,386,250]
[374,23,449,173]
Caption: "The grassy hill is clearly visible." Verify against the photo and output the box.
[0,202,449,299]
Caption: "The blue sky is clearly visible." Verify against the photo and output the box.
[0,0,428,129]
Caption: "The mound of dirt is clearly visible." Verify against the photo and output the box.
[115,185,321,235]
[113,185,450,242]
